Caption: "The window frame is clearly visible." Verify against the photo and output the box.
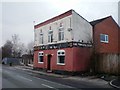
[48,30,53,43]
[58,27,64,41]
[57,50,65,65]
[38,51,44,63]
[100,34,109,43]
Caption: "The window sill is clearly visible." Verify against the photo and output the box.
[48,42,54,44]
[38,62,44,64]
[38,44,44,46]
[100,41,109,43]
[57,40,66,43]
[57,63,65,65]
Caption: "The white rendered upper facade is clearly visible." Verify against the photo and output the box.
[34,10,93,46]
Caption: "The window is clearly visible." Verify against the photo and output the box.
[40,33,43,44]
[57,50,65,65]
[38,52,44,63]
[58,28,64,41]
[100,34,109,43]
[48,30,53,43]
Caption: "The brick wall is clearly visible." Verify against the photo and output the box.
[94,17,119,54]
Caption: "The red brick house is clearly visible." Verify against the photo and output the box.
[90,16,120,54]
[33,10,93,74]
[90,16,120,74]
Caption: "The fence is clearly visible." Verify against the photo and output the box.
[94,53,120,75]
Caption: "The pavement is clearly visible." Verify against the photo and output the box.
[14,65,112,88]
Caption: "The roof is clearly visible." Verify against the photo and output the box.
[90,16,111,26]
[34,9,73,29]
[34,9,91,29]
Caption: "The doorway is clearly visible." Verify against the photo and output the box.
[47,54,52,71]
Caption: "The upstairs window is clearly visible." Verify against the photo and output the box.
[39,29,43,44]
[58,23,64,41]
[100,34,108,43]
[38,52,44,63]
[57,50,65,65]
[48,30,53,43]
[58,28,64,41]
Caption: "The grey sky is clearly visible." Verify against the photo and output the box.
[1,0,119,47]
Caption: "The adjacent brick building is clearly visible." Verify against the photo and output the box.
[90,16,120,74]
[90,16,120,54]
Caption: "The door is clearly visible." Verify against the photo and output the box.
[47,54,52,71]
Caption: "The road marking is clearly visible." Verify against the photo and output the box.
[41,84,59,90]
[17,75,32,82]
[41,84,54,88]
[33,77,75,88]
[22,69,29,70]
[14,67,76,89]
[42,78,74,88]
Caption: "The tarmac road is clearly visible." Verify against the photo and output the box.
[2,65,115,90]
[2,65,77,90]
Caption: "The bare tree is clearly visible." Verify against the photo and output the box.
[11,34,25,58]
[2,40,13,59]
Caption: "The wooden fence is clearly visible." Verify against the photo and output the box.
[94,53,120,75]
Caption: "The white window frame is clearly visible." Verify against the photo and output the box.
[48,30,53,43]
[38,51,44,63]
[58,27,64,41]
[57,50,65,65]
[100,34,109,43]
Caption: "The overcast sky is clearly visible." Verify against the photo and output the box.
[1,0,119,47]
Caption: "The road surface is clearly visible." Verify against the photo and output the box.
[2,65,114,90]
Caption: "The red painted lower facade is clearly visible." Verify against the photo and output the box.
[33,47,92,72]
